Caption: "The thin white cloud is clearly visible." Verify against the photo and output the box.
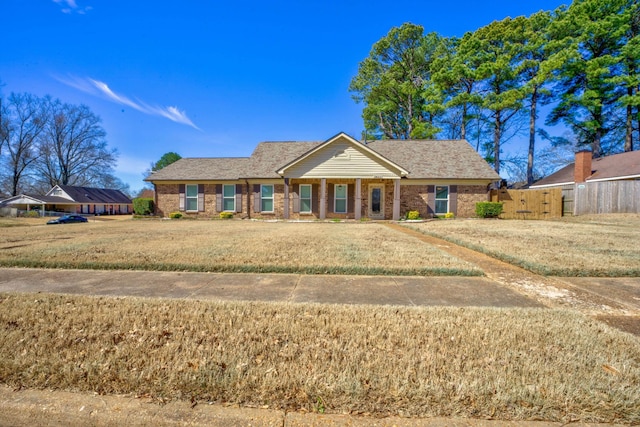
[115,155,152,176]
[52,0,92,15]
[56,75,200,130]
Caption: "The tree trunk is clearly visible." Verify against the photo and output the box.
[593,129,602,158]
[494,111,502,175]
[625,86,634,152]
[461,103,467,141]
[592,106,603,158]
[527,89,538,185]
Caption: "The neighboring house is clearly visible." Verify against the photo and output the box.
[530,150,640,188]
[0,185,133,215]
[146,132,499,220]
[530,150,640,215]
[137,188,155,199]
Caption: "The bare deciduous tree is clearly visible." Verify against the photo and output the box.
[35,98,117,189]
[0,93,46,196]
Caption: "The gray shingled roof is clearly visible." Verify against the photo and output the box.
[146,157,252,181]
[145,138,500,181]
[246,141,323,178]
[366,140,500,180]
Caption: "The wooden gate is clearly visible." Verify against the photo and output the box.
[490,188,563,219]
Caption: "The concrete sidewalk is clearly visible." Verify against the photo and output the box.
[0,267,543,308]
[0,384,625,427]
[0,268,635,427]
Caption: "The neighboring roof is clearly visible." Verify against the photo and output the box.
[146,157,252,181]
[1,186,131,207]
[531,150,640,188]
[530,163,574,188]
[145,134,501,182]
[367,139,500,180]
[56,185,132,204]
[0,194,68,206]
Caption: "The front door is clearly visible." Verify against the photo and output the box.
[368,185,385,219]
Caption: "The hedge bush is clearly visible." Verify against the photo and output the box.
[169,212,183,219]
[133,198,154,215]
[219,212,234,219]
[21,211,40,218]
[475,202,503,218]
[406,210,420,220]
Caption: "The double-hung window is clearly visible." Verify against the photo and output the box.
[435,186,449,215]
[261,184,274,212]
[334,184,347,213]
[185,184,198,211]
[300,184,312,213]
[223,184,235,211]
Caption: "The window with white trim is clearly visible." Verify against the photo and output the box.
[186,184,198,211]
[435,186,449,215]
[261,184,274,212]
[334,184,347,213]
[300,184,312,213]
[223,184,235,211]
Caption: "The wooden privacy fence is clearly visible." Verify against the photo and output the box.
[574,181,640,215]
[490,188,563,219]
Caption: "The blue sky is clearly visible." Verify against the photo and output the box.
[2,0,567,192]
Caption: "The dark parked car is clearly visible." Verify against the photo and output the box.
[46,214,88,224]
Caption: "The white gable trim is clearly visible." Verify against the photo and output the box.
[0,194,47,206]
[587,174,640,183]
[277,132,409,177]
[46,185,73,201]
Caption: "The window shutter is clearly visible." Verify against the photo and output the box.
[328,184,335,213]
[253,184,261,213]
[347,184,355,214]
[312,184,319,214]
[179,184,185,211]
[449,185,458,215]
[292,184,300,213]
[198,184,205,212]
[427,185,435,216]
[216,184,223,212]
[235,184,243,213]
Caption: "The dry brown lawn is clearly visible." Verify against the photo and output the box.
[0,219,479,276]
[1,293,639,423]
[407,214,640,276]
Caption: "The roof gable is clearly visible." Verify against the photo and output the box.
[277,132,408,178]
[46,185,73,200]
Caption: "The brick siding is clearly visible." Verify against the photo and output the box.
[155,181,490,219]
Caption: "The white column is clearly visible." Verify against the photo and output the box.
[320,178,326,220]
[283,178,290,219]
[355,178,362,220]
[392,179,401,220]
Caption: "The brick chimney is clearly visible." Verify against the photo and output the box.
[574,150,592,183]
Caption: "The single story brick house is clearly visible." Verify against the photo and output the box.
[145,132,500,220]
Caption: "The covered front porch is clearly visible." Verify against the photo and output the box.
[281,178,401,221]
